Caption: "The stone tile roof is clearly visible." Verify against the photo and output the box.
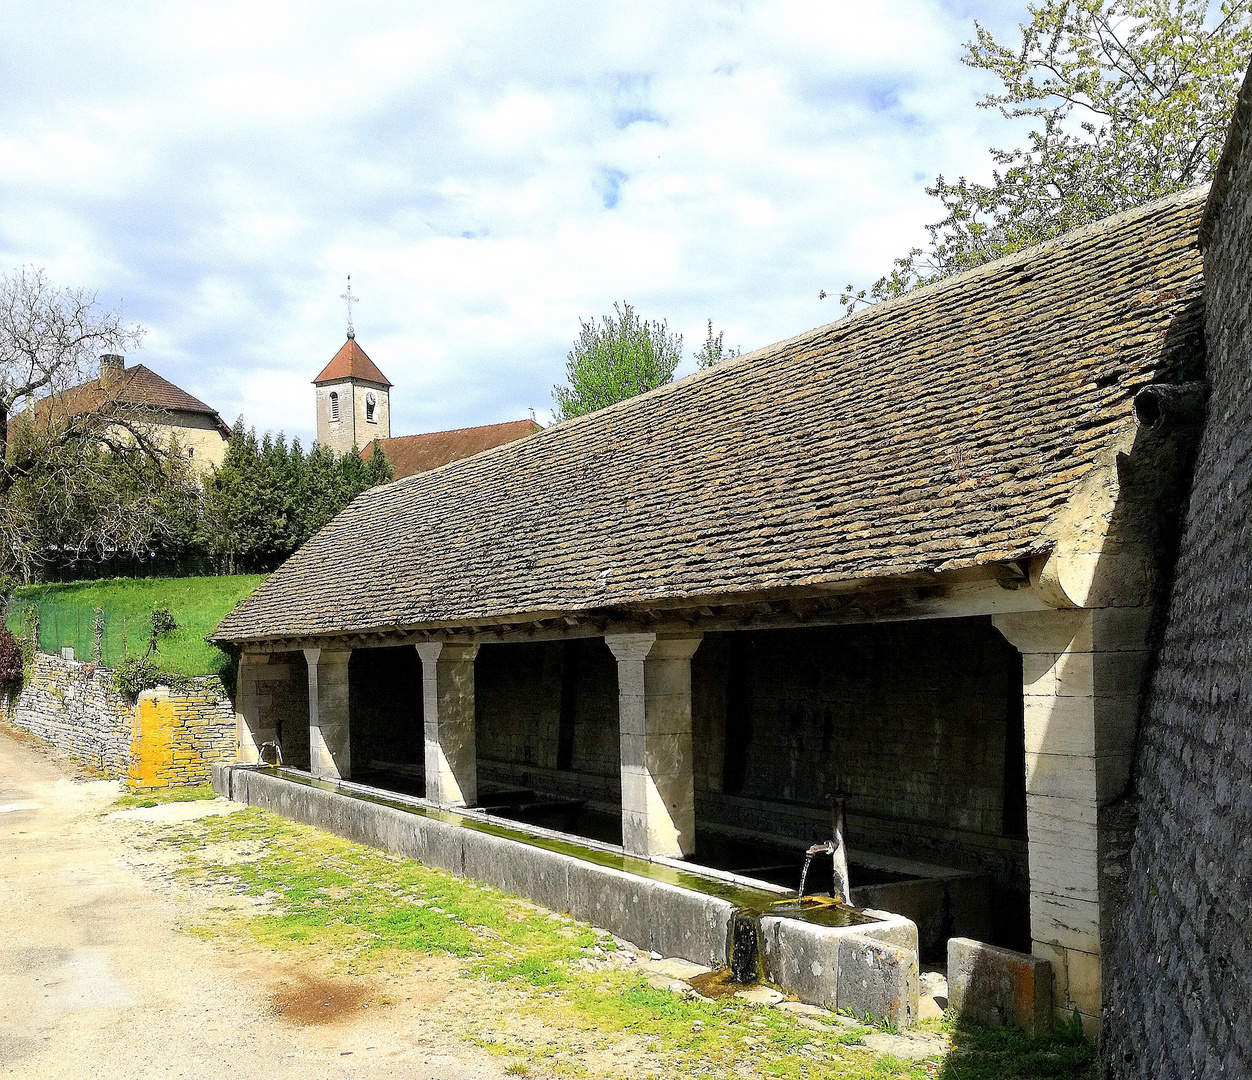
[214,187,1208,644]
[362,419,541,480]
[12,363,230,437]
[313,337,392,387]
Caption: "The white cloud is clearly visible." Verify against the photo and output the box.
[0,0,1033,440]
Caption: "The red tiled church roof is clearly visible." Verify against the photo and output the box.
[363,420,541,479]
[313,337,392,387]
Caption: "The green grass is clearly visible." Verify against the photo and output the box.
[142,807,1094,1080]
[113,782,218,809]
[7,574,265,677]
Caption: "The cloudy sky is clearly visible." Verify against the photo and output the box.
[0,1,1032,442]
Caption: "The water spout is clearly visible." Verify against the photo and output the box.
[797,841,833,899]
[796,797,852,903]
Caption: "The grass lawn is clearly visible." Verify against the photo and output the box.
[148,806,1096,1080]
[7,574,265,677]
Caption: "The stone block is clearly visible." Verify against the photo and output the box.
[566,859,650,951]
[836,934,919,1028]
[760,916,842,1011]
[643,879,732,969]
[947,937,1052,1037]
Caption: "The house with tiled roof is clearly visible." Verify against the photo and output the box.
[10,353,230,474]
[312,330,539,476]
[216,182,1219,1035]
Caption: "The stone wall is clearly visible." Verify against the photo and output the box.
[2,653,133,772]
[128,683,236,789]
[1101,75,1252,1078]
[0,652,236,788]
[476,638,621,784]
[470,620,1028,900]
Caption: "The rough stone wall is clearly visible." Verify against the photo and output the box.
[1,653,235,787]
[128,682,236,789]
[1101,83,1252,1078]
[250,651,310,770]
[1,653,132,772]
[692,621,1027,886]
[476,638,620,782]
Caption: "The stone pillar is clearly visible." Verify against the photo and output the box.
[416,642,480,808]
[304,647,352,780]
[993,607,1152,1035]
[605,632,703,859]
[235,650,272,763]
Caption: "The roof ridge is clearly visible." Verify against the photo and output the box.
[527,185,1211,437]
[380,418,537,442]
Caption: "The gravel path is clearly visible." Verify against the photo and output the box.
[0,729,512,1080]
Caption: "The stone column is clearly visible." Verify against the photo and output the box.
[993,607,1152,1035]
[304,647,352,780]
[416,642,480,808]
[605,632,703,859]
[235,650,272,764]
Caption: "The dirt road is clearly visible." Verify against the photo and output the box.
[0,730,512,1080]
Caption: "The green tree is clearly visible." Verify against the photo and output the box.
[551,302,683,421]
[838,0,1252,314]
[694,319,741,370]
[202,423,392,572]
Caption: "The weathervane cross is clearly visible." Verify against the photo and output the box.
[340,276,359,339]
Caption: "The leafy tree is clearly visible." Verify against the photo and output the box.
[201,423,392,573]
[551,302,683,421]
[0,267,201,583]
[838,0,1252,313]
[694,319,741,370]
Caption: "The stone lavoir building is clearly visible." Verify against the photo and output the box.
[214,71,1252,1074]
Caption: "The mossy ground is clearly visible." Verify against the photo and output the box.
[144,806,1095,1080]
[113,781,217,809]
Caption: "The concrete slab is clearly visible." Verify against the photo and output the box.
[860,1031,947,1061]
[109,798,245,823]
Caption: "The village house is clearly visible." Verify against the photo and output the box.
[213,177,1220,1036]
[10,353,231,474]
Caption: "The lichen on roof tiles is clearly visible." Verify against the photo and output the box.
[215,187,1208,643]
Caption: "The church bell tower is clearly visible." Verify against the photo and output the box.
[313,278,392,454]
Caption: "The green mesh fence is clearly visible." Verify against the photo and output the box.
[5,600,145,666]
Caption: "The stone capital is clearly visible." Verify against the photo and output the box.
[415,641,479,665]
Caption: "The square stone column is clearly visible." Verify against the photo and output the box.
[304,647,352,779]
[605,632,702,859]
[235,650,273,763]
[416,642,480,808]
[993,607,1152,1035]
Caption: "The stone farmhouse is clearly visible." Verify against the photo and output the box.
[215,62,1252,1072]
[10,353,230,474]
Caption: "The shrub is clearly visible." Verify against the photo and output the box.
[113,656,192,700]
[0,627,23,686]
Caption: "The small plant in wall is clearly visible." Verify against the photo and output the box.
[113,608,188,701]
[113,656,193,701]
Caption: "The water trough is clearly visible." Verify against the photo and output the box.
[212,763,920,1026]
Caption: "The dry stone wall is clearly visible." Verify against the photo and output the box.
[1,652,236,788]
[2,654,132,772]
[1101,78,1252,1079]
